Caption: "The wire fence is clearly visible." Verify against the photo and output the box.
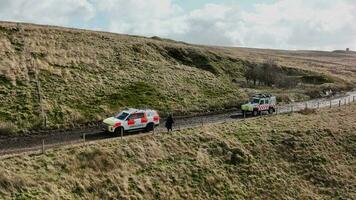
[276,95,355,114]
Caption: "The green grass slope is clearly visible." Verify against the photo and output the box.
[0,104,355,199]
[0,22,250,132]
[0,22,353,133]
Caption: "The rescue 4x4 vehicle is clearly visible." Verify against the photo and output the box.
[102,108,160,135]
[241,94,277,116]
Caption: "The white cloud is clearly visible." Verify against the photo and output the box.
[92,0,185,35]
[237,0,356,49]
[0,0,355,50]
[0,0,95,25]
[170,0,356,50]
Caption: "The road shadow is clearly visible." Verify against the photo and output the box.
[82,132,114,141]
[230,112,243,119]
[82,129,150,141]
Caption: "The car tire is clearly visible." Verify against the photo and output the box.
[114,127,124,137]
[268,108,274,114]
[252,110,258,116]
[145,123,154,132]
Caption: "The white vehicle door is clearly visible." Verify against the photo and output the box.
[126,113,146,130]
[258,99,266,111]
[126,113,139,130]
[136,112,147,129]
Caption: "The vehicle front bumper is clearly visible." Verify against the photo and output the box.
[241,105,253,111]
[101,123,114,132]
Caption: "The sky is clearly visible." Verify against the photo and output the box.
[0,0,355,50]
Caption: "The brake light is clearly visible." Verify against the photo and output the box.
[153,116,160,122]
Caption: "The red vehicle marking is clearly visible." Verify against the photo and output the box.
[113,122,121,128]
[128,119,135,126]
[141,117,148,123]
[258,105,268,110]
[258,104,269,111]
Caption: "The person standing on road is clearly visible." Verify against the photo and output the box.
[165,114,174,132]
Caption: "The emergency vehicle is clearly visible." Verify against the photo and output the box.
[241,94,276,116]
[102,108,160,135]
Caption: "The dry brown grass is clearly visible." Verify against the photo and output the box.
[0,22,249,132]
[298,108,317,115]
[0,21,354,133]
[214,46,356,84]
[0,104,355,199]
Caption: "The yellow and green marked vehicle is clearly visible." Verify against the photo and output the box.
[241,94,276,116]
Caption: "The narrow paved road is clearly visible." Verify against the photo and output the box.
[1,91,355,156]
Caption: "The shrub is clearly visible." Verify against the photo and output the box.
[0,122,16,136]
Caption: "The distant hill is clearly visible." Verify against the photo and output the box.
[332,49,356,54]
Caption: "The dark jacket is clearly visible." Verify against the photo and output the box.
[165,116,174,129]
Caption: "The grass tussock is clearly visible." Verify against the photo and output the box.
[0,104,355,199]
[298,108,317,115]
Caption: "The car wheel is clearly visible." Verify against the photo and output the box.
[252,110,258,116]
[268,108,274,114]
[145,123,154,132]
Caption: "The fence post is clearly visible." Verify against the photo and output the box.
[42,139,45,154]
[330,100,332,108]
[291,105,294,113]
[305,103,307,109]
[83,133,86,145]
[152,126,155,135]
[243,111,246,118]
[44,115,48,128]
[276,107,278,115]
[317,102,320,109]
[353,96,355,102]
[339,100,341,107]
[201,119,204,127]
[121,127,124,139]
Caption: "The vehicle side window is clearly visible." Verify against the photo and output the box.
[127,114,138,120]
[265,99,269,104]
[137,113,145,118]
[260,100,265,104]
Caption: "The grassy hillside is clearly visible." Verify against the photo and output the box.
[0,22,354,133]
[216,46,356,84]
[0,104,355,199]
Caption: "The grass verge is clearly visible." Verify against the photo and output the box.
[0,104,355,199]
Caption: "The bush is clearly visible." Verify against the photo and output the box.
[245,59,299,87]
[0,122,16,136]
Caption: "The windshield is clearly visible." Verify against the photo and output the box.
[115,112,129,120]
[251,98,260,104]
